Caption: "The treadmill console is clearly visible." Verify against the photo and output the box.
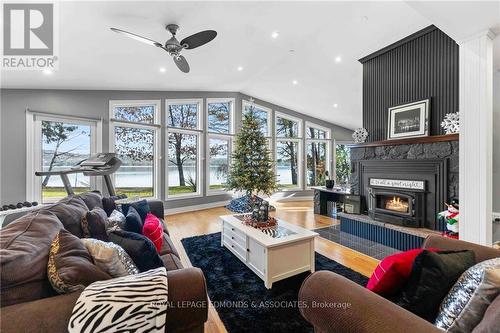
[80,153,117,167]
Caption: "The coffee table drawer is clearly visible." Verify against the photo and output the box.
[223,234,247,260]
[223,223,247,247]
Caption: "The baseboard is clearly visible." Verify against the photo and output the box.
[164,200,230,215]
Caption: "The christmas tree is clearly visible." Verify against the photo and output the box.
[226,104,276,211]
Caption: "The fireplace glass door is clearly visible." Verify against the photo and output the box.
[376,194,410,215]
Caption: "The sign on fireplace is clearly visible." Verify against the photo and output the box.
[369,178,425,191]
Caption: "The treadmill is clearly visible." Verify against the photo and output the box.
[35,153,122,197]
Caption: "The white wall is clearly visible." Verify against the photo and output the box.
[493,35,500,243]
[493,35,500,213]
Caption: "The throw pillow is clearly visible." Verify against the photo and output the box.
[471,293,500,333]
[81,238,139,277]
[121,199,150,222]
[396,250,476,322]
[105,209,126,233]
[47,229,111,294]
[142,213,163,253]
[108,230,164,272]
[101,196,117,217]
[68,268,168,333]
[435,258,500,332]
[367,248,439,295]
[123,206,143,234]
[81,207,109,241]
[45,196,88,237]
[76,191,103,211]
[0,210,64,307]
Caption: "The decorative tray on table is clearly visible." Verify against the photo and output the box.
[234,214,296,239]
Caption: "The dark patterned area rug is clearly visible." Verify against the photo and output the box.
[181,232,368,333]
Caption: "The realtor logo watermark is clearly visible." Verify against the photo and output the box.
[2,2,59,70]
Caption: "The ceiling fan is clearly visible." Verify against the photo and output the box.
[110,24,217,73]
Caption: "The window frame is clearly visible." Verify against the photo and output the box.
[275,139,303,191]
[206,98,235,135]
[26,112,102,203]
[206,134,232,196]
[275,111,303,139]
[242,99,272,138]
[305,122,332,189]
[206,98,235,195]
[165,99,204,200]
[274,112,303,191]
[305,121,331,140]
[109,100,161,199]
[166,98,204,131]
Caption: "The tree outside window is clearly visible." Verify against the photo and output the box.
[275,115,301,189]
[306,124,331,187]
[112,103,158,198]
[335,144,351,185]
[41,121,91,202]
[114,126,154,197]
[208,102,230,134]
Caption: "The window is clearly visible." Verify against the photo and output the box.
[306,126,328,139]
[275,112,302,190]
[207,98,234,193]
[207,99,233,134]
[306,141,328,187]
[167,103,198,129]
[166,99,202,198]
[276,115,300,138]
[335,143,351,185]
[26,113,101,203]
[208,137,230,191]
[110,100,160,199]
[242,100,271,137]
[305,123,331,187]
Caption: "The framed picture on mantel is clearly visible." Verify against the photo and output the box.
[387,99,429,140]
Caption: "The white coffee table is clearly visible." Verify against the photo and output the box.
[220,214,318,289]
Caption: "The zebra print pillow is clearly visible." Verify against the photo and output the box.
[68,267,168,333]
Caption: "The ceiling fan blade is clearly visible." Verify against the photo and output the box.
[110,28,162,47]
[180,30,217,49]
[173,55,190,73]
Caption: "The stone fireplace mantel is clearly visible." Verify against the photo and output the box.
[349,138,459,231]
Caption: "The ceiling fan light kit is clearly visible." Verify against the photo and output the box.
[110,24,217,73]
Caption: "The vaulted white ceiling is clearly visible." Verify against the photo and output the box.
[2,1,498,130]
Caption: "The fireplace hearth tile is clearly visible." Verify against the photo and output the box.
[315,224,400,260]
[337,213,440,239]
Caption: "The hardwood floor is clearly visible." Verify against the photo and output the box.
[165,200,379,333]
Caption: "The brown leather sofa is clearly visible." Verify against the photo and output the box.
[0,192,208,333]
[299,235,500,333]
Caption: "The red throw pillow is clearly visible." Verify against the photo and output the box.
[367,248,439,295]
[142,213,163,253]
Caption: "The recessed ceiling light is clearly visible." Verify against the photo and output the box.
[42,69,53,75]
[271,31,279,39]
[333,103,338,108]
[292,80,298,85]
[334,56,342,63]
[159,67,166,73]
[237,66,244,71]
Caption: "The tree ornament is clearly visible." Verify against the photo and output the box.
[352,128,368,143]
[441,112,460,134]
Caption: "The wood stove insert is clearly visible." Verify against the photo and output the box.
[368,178,426,228]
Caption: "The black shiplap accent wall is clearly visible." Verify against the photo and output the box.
[360,26,459,142]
